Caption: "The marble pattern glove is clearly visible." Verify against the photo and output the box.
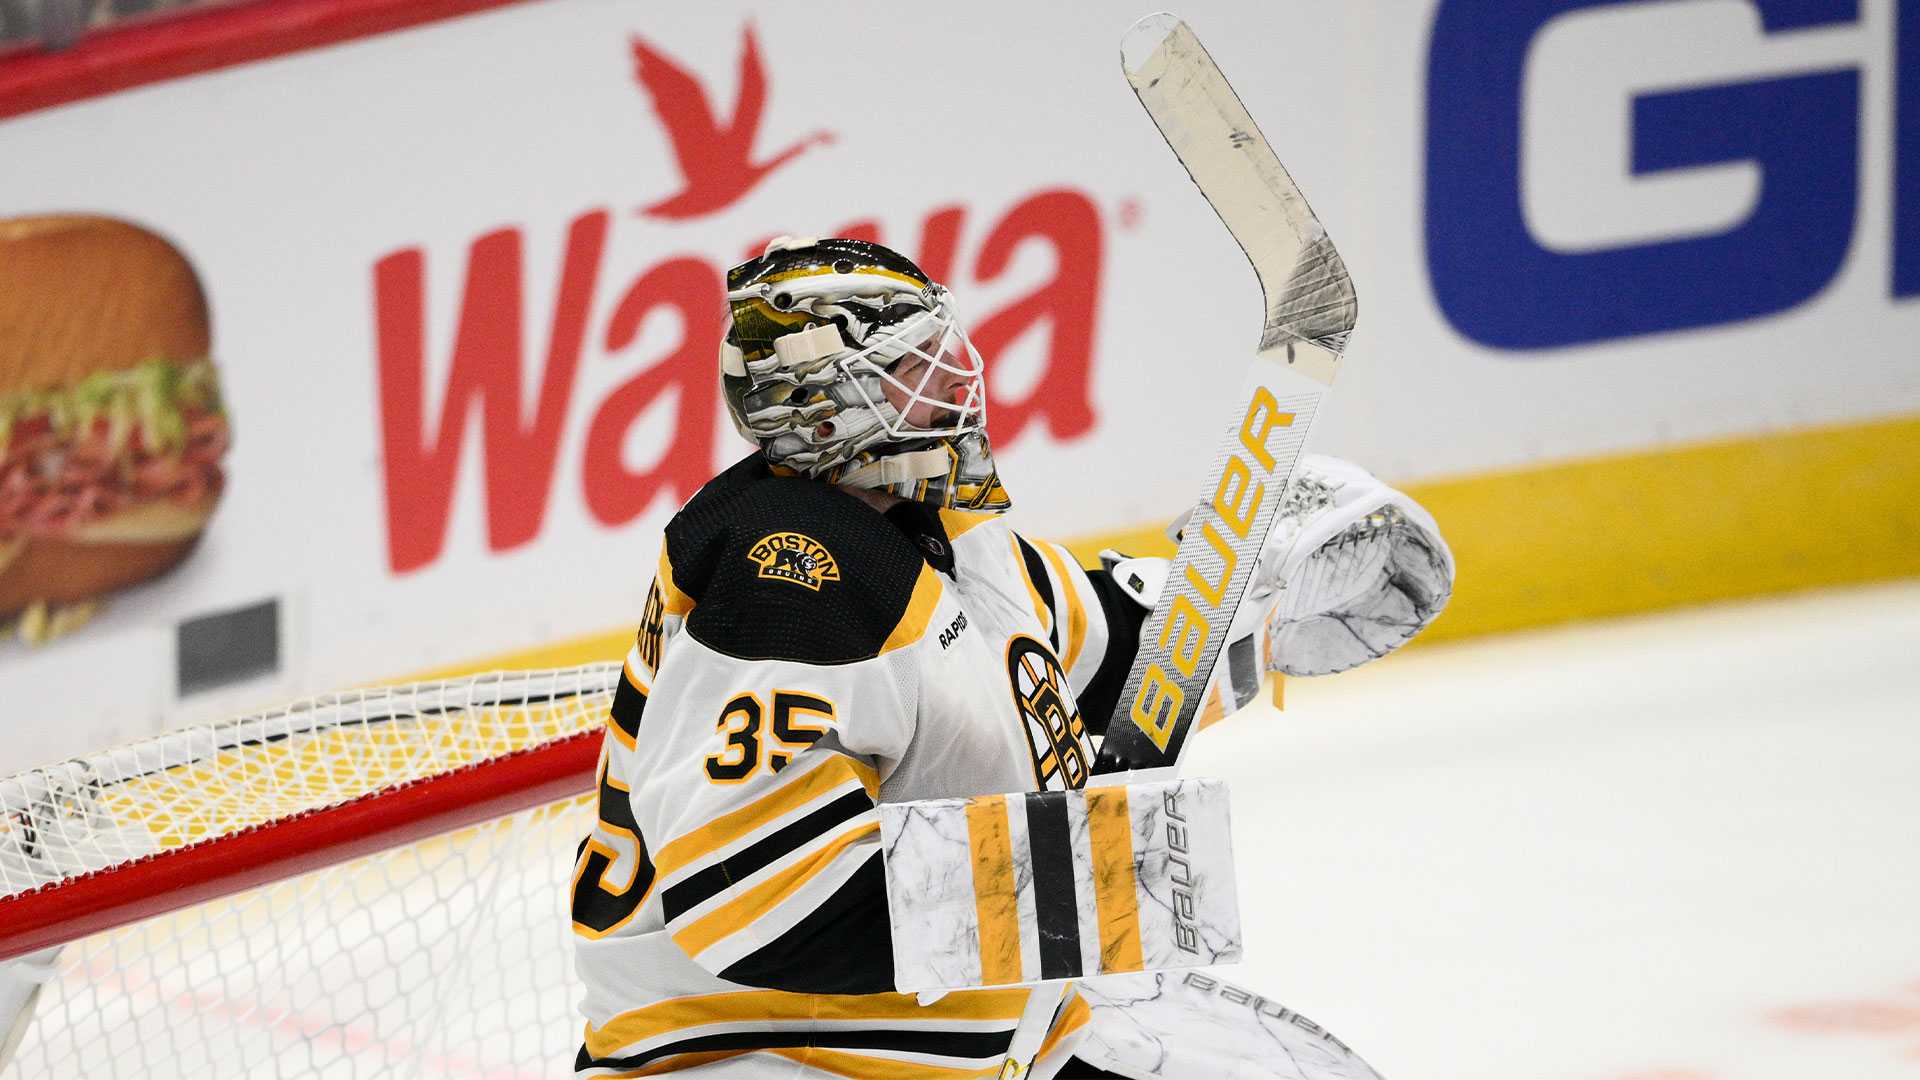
[1255,454,1453,676]
[1107,455,1453,724]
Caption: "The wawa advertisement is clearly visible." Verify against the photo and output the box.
[0,0,1913,763]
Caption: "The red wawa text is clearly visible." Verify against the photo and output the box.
[373,195,1105,575]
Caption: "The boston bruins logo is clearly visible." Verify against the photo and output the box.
[747,532,841,591]
[1005,635,1090,791]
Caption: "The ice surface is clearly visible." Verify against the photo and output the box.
[1188,579,1920,1080]
[10,582,1915,1078]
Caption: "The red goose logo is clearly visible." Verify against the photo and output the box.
[629,24,835,220]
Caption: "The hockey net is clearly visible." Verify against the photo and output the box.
[0,663,619,1079]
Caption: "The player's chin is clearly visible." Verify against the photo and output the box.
[903,409,959,431]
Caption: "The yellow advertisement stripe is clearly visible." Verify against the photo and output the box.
[654,754,878,880]
[671,821,879,959]
[1083,786,1144,974]
[1038,542,1089,673]
[584,987,1032,1059]
[1059,413,1920,646]
[966,794,1022,986]
[1402,413,1920,641]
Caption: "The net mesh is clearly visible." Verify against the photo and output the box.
[0,664,619,1079]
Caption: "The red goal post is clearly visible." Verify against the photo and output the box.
[0,664,616,1077]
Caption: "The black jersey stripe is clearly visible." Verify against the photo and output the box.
[1014,534,1062,653]
[1074,569,1151,738]
[608,676,646,745]
[1024,790,1083,980]
[576,1020,1016,1074]
[661,788,874,922]
[717,853,897,994]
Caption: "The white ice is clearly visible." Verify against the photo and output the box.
[7,581,1916,1079]
[1188,579,1920,1080]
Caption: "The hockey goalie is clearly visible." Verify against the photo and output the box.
[569,237,1454,1079]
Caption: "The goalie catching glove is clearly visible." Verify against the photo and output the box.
[1107,455,1453,710]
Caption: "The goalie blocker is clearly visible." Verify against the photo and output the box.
[879,777,1240,993]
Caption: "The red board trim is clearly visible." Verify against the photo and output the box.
[0,729,601,964]
[0,0,539,124]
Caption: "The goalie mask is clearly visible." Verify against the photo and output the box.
[721,236,1010,512]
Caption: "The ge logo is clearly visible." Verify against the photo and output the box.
[1427,0,1918,348]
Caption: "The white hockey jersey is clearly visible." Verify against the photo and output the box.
[572,455,1144,1077]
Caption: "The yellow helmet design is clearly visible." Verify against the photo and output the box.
[722,236,1010,512]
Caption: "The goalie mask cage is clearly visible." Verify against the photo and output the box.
[0,664,619,1079]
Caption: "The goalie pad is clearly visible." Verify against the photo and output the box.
[878,778,1240,993]
[1069,970,1385,1080]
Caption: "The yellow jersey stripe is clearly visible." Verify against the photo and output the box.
[1038,542,1089,674]
[604,714,637,753]
[1084,785,1144,974]
[657,548,695,617]
[585,986,1032,1055]
[880,563,944,655]
[966,794,1022,986]
[671,821,879,958]
[622,656,651,695]
[654,754,878,880]
[1033,991,1093,1059]
[588,1047,750,1077]
[1008,536,1053,635]
[936,507,998,539]
[603,660,650,753]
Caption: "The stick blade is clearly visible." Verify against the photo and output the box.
[1121,13,1356,383]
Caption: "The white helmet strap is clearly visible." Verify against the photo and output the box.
[772,322,847,368]
[836,448,951,491]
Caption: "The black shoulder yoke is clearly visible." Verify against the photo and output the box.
[664,455,936,664]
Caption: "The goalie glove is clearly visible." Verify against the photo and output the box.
[1110,455,1452,693]
[1254,454,1453,676]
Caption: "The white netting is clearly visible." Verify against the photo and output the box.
[0,664,621,1079]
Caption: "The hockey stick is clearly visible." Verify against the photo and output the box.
[1092,12,1356,781]
[1001,15,1357,1073]
[1002,18,1356,1071]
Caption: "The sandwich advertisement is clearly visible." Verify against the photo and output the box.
[0,217,229,645]
[0,0,1913,765]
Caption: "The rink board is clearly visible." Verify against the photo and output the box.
[0,0,1915,763]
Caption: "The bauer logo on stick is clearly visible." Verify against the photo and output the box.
[747,532,840,590]
[1095,13,1351,779]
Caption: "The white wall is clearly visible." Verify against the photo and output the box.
[1,0,1914,763]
